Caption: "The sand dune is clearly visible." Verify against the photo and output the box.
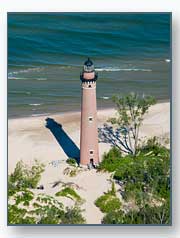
[8,102,170,224]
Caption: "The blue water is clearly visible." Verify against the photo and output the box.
[8,13,171,118]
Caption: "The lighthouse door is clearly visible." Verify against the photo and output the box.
[90,158,95,168]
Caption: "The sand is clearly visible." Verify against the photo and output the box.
[8,102,170,224]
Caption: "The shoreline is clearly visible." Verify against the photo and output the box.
[8,102,170,170]
[8,98,170,120]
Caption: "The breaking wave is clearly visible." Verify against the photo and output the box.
[29,103,42,106]
[100,96,110,100]
[96,67,152,72]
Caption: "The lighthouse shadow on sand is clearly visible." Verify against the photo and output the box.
[45,118,80,164]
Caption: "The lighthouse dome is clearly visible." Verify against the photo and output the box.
[83,58,94,72]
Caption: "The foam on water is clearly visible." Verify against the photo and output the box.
[8,76,29,80]
[9,90,31,95]
[100,96,110,100]
[165,59,171,63]
[9,67,44,76]
[29,103,42,106]
[96,67,152,72]
[36,78,47,81]
[31,113,50,117]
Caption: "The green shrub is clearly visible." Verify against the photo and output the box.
[8,160,86,225]
[95,181,120,213]
[102,201,170,224]
[37,204,85,224]
[55,187,82,202]
[8,160,45,195]
[8,204,36,224]
[69,168,78,177]
[61,206,86,224]
[139,136,170,157]
[98,139,170,224]
[66,158,78,167]
[30,194,64,224]
[113,144,170,203]
[8,191,86,224]
[95,182,121,214]
[98,147,122,172]
[102,210,124,224]
[37,207,64,224]
[95,192,121,213]
[15,189,34,206]
[110,181,116,196]
[8,192,64,224]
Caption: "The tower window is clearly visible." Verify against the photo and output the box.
[88,116,93,122]
[88,85,92,88]
[90,150,94,155]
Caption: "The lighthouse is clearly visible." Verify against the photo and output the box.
[80,58,99,168]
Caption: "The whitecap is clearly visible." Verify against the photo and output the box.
[8,76,28,80]
[9,90,31,95]
[10,67,43,75]
[26,92,31,95]
[31,113,50,117]
[101,96,110,100]
[96,67,152,72]
[29,103,42,106]
[36,78,47,81]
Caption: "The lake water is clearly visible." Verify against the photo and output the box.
[8,13,171,118]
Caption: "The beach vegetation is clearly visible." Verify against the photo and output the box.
[8,204,36,224]
[69,168,78,177]
[102,201,170,224]
[8,192,85,224]
[8,159,45,196]
[95,182,121,213]
[55,187,82,203]
[14,189,34,206]
[110,181,116,196]
[96,137,170,224]
[97,147,122,172]
[95,194,121,213]
[8,160,86,224]
[60,206,86,224]
[66,158,78,167]
[63,166,79,177]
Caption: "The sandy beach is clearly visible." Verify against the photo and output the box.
[8,102,170,224]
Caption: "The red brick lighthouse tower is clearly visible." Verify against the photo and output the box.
[80,58,99,168]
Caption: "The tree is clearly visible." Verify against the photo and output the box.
[107,93,156,156]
